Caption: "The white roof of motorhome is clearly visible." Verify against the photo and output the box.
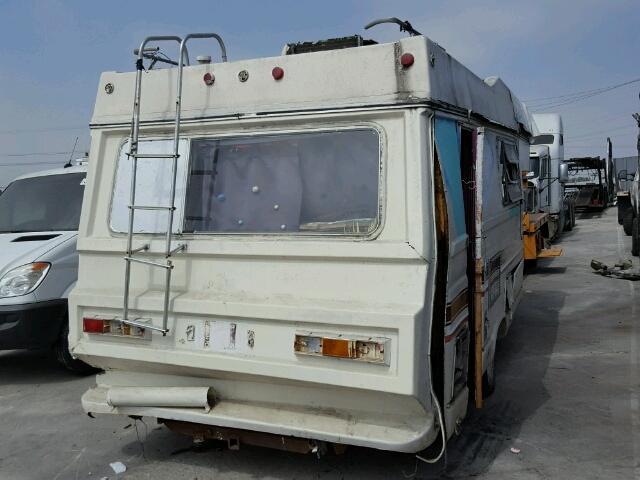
[92,35,532,134]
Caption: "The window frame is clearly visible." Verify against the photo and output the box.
[109,137,191,235]
[109,124,385,239]
[498,139,522,206]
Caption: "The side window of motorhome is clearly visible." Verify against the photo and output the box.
[499,141,522,205]
[183,129,380,235]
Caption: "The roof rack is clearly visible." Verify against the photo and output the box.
[284,35,376,55]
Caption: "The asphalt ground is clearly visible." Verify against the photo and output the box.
[0,207,638,479]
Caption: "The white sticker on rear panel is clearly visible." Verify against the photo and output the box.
[176,320,250,355]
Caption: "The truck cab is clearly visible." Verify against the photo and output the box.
[530,113,574,237]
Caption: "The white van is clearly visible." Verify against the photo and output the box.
[0,165,94,373]
[71,31,528,454]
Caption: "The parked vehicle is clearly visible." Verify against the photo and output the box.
[617,171,634,235]
[530,114,575,236]
[0,164,95,373]
[565,156,611,210]
[614,155,639,243]
[71,27,530,454]
[521,145,563,264]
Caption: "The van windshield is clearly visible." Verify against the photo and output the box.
[0,173,85,233]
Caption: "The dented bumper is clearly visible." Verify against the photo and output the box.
[81,372,437,453]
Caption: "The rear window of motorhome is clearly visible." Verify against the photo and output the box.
[111,129,381,236]
[0,173,85,233]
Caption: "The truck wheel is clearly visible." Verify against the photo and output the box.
[632,217,640,257]
[623,209,634,236]
[55,323,99,375]
[482,340,496,398]
[565,207,573,231]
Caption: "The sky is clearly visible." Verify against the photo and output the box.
[0,0,639,188]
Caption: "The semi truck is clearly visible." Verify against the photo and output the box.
[529,114,575,238]
[69,26,530,455]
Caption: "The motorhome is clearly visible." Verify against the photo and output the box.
[70,28,529,454]
[0,163,94,372]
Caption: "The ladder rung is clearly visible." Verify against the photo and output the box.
[129,205,175,211]
[129,153,179,159]
[120,318,168,334]
[125,256,173,269]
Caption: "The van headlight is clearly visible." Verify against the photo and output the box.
[0,263,50,298]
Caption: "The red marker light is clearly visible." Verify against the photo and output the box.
[272,66,284,80]
[400,53,415,68]
[203,72,215,86]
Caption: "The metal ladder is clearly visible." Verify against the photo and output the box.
[122,34,228,335]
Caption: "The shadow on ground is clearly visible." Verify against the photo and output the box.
[0,349,80,385]
[577,208,608,221]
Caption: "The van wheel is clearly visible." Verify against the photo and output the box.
[623,209,634,236]
[55,323,99,375]
[482,341,496,398]
[632,217,640,257]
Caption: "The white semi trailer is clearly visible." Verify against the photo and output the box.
[69,28,529,454]
[529,113,575,238]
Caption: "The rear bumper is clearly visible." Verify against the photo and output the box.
[81,372,437,453]
[0,300,67,350]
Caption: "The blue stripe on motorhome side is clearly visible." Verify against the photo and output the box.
[434,117,466,235]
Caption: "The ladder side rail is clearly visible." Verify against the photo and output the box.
[165,32,228,257]
[123,35,184,325]
[157,37,189,332]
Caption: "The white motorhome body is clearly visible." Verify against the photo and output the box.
[70,33,527,453]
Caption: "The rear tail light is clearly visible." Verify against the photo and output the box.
[294,333,389,365]
[83,317,109,333]
[83,317,146,338]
